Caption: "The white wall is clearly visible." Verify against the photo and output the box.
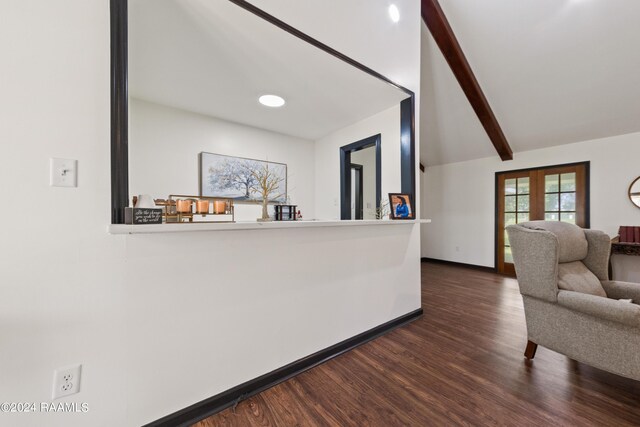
[130,98,315,221]
[0,1,421,426]
[315,105,402,219]
[422,132,640,281]
[351,146,377,219]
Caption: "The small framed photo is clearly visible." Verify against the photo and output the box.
[389,193,415,220]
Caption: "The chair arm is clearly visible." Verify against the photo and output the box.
[583,229,611,280]
[601,281,640,303]
[557,290,640,328]
[506,224,559,302]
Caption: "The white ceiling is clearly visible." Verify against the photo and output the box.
[129,0,409,141]
[422,0,640,165]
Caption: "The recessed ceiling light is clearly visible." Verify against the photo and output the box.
[258,94,285,108]
[388,4,400,23]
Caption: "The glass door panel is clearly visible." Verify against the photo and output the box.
[543,171,577,225]
[498,172,534,275]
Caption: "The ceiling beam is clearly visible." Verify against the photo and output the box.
[422,0,513,161]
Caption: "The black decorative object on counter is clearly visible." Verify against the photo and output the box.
[124,207,163,224]
[274,205,297,221]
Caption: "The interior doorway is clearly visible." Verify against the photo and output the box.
[340,134,381,220]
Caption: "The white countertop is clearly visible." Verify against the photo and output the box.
[108,219,432,234]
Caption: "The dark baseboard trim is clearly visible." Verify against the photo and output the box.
[421,257,496,273]
[143,308,423,427]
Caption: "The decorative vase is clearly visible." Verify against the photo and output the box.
[135,194,155,209]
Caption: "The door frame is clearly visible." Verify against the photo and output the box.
[350,163,364,220]
[340,134,381,220]
[494,161,590,273]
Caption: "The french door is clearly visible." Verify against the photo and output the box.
[496,162,589,275]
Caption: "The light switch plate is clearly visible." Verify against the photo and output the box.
[50,158,78,187]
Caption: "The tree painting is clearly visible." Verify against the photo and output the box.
[201,153,287,204]
[208,158,258,199]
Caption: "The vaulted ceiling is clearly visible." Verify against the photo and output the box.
[422,0,640,166]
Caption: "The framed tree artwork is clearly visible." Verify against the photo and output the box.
[199,152,287,203]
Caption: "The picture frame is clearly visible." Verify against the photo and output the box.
[389,193,414,220]
[199,152,287,203]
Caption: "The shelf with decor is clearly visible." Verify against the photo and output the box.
[154,195,235,224]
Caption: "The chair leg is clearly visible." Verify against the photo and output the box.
[524,340,538,359]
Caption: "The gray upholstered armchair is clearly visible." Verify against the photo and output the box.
[506,221,640,380]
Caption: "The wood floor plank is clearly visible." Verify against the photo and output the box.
[194,262,640,427]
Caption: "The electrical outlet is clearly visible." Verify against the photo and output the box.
[52,364,82,400]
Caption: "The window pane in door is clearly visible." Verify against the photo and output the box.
[505,179,517,195]
[561,212,576,224]
[517,213,529,223]
[545,212,559,221]
[504,246,513,263]
[561,193,576,211]
[504,230,510,246]
[560,173,576,192]
[545,193,559,211]
[505,213,516,226]
[505,196,517,212]
[517,177,530,195]
[545,174,559,193]
[517,196,529,211]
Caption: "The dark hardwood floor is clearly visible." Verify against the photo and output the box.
[194,261,640,426]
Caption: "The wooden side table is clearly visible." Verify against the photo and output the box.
[609,237,640,279]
